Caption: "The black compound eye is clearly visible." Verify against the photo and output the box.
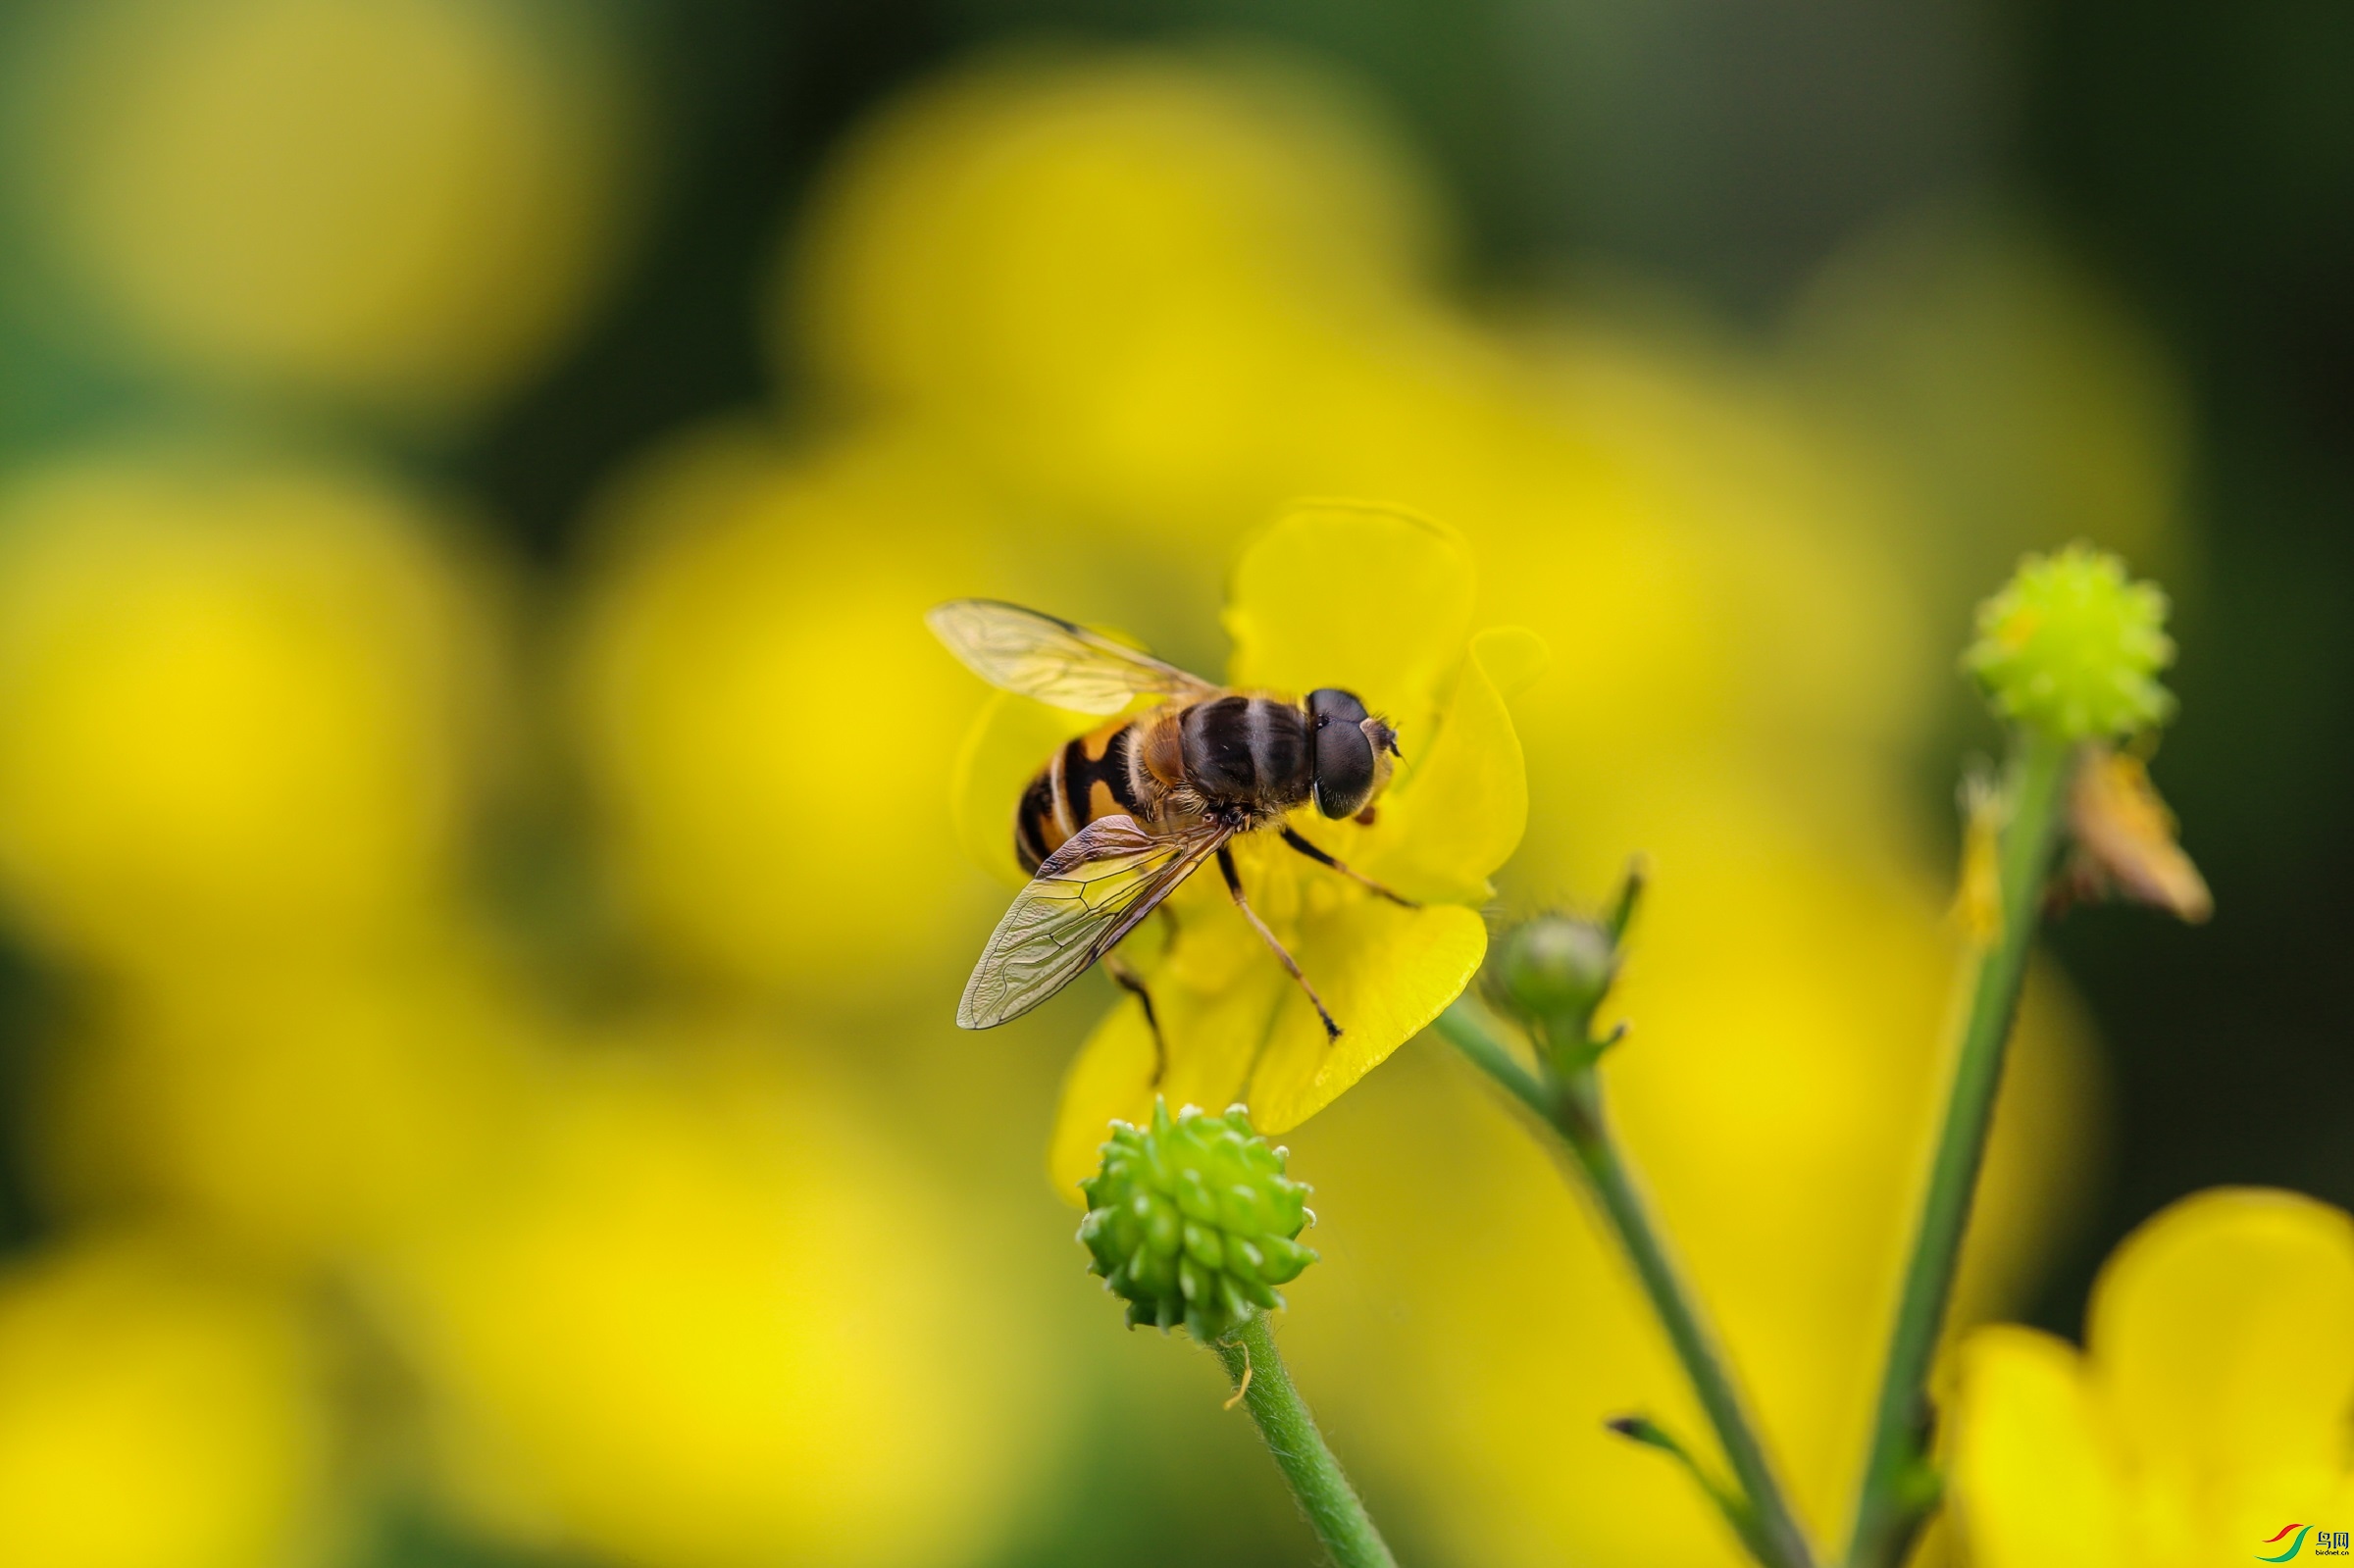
[1307,688,1376,818]
[1306,688,1368,731]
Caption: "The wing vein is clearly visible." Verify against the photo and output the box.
[956,814,1233,1029]
[927,599,1218,714]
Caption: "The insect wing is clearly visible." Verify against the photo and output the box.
[927,599,1217,714]
[957,815,1232,1029]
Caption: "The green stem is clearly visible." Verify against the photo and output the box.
[1212,1310,1399,1568]
[1434,1002,1551,1119]
[1558,1072,1816,1568]
[1435,1005,1817,1568]
[1844,731,2073,1568]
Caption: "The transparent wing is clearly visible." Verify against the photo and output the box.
[957,814,1233,1029]
[927,599,1218,715]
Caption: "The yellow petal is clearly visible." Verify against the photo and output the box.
[1349,630,1529,902]
[575,429,1022,992]
[383,1030,1061,1567]
[947,690,1109,889]
[1048,890,1488,1189]
[1047,1009,1156,1198]
[17,0,638,412]
[1248,899,1487,1132]
[1946,1326,2130,1568]
[1224,501,1475,735]
[1953,772,2006,947]
[1469,624,1551,698]
[0,1239,330,1568]
[2086,1188,2354,1509]
[0,450,487,970]
[1046,935,1286,1196]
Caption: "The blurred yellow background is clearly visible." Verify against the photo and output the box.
[0,3,2226,1566]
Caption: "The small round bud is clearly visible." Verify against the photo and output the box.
[1485,914,1617,1030]
[1964,544,2175,742]
[1077,1100,1316,1341]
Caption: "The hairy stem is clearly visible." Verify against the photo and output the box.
[1555,1070,1817,1568]
[1213,1310,1399,1568]
[1436,1003,1817,1568]
[1844,731,2073,1568]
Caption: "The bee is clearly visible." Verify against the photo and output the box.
[929,599,1414,1072]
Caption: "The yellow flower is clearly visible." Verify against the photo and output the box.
[948,501,1537,1193]
[41,941,540,1264]
[0,446,495,973]
[373,1023,1062,1568]
[5,0,639,416]
[0,1236,331,1568]
[569,426,1018,998]
[1784,202,2192,620]
[785,51,1441,523]
[1946,1188,2354,1568]
[1277,835,2099,1568]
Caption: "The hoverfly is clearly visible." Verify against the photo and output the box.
[929,599,1415,1073]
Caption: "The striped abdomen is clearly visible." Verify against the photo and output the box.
[1011,695,1314,874]
[1015,717,1152,874]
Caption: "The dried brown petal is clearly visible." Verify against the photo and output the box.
[2062,746,2213,923]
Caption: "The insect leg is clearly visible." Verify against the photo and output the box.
[1218,845,1343,1041]
[1277,827,1418,907]
[1102,955,1167,1087]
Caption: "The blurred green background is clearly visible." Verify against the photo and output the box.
[0,2,2341,1566]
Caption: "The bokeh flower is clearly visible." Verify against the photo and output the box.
[0,1237,331,1568]
[948,502,1533,1191]
[40,941,541,1265]
[786,51,1443,527]
[0,446,495,973]
[1785,203,2192,620]
[1,0,639,416]
[1946,1189,2354,1567]
[570,427,1019,998]
[373,1023,1064,1568]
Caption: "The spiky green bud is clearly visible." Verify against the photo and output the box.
[1485,914,1617,1032]
[1077,1100,1316,1341]
[1964,544,2175,741]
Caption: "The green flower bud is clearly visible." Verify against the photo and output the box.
[1484,913,1617,1032]
[1077,1100,1316,1340]
[1964,544,2175,742]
